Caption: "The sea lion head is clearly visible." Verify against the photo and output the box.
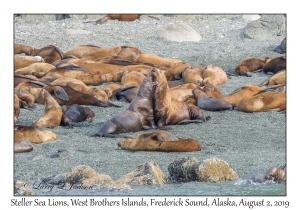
[265,166,286,182]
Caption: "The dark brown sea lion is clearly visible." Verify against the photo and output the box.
[151,68,210,126]
[222,84,263,107]
[192,89,233,111]
[14,44,64,64]
[236,91,286,112]
[14,140,34,153]
[14,55,44,70]
[202,64,227,89]
[61,104,95,128]
[259,69,286,87]
[235,57,269,77]
[14,125,57,143]
[273,37,286,54]
[30,88,63,128]
[118,130,201,152]
[262,56,286,75]
[95,14,142,24]
[14,74,39,88]
[91,70,157,138]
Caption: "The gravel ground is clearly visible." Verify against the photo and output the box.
[14,14,286,188]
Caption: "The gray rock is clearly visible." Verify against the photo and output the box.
[168,157,200,182]
[156,23,201,42]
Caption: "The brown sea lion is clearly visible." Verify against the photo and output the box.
[95,14,142,24]
[50,77,109,101]
[151,68,210,126]
[236,91,286,112]
[14,125,57,143]
[14,94,21,123]
[265,165,286,182]
[121,70,146,87]
[14,44,64,64]
[63,44,117,59]
[14,63,55,75]
[101,83,124,99]
[91,70,157,138]
[177,66,205,85]
[30,88,63,128]
[201,85,223,99]
[61,104,95,128]
[14,55,44,70]
[259,69,286,87]
[14,74,39,88]
[14,140,34,153]
[136,53,183,68]
[169,87,194,102]
[262,56,286,75]
[235,57,270,77]
[164,63,190,81]
[118,130,201,152]
[222,84,263,107]
[202,64,228,89]
[274,37,286,54]
[113,86,139,103]
[192,89,233,111]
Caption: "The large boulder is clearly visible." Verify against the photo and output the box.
[168,157,200,182]
[243,14,286,40]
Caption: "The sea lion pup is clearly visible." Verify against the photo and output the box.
[14,63,55,75]
[222,84,263,107]
[14,125,57,143]
[235,57,270,77]
[50,77,109,101]
[164,63,190,81]
[236,91,286,112]
[191,89,233,111]
[176,66,205,85]
[259,69,286,87]
[262,56,286,75]
[14,55,44,70]
[273,37,286,54]
[14,140,33,153]
[202,64,228,89]
[265,165,286,183]
[94,14,142,24]
[118,130,201,152]
[15,44,64,64]
[30,88,63,128]
[61,104,95,128]
[136,53,183,68]
[91,70,157,138]
[151,68,210,126]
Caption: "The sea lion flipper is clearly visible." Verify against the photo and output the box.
[69,122,88,127]
[103,133,133,138]
[245,72,253,77]
[53,87,69,101]
[177,119,206,125]
[65,64,90,72]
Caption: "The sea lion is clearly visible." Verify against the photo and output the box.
[201,85,223,99]
[222,84,263,107]
[118,130,201,152]
[14,55,44,70]
[14,63,55,75]
[50,77,109,101]
[262,56,286,75]
[236,91,286,112]
[265,165,286,182]
[164,63,190,81]
[14,74,39,88]
[101,83,124,99]
[95,14,142,24]
[235,57,270,77]
[176,66,205,85]
[61,104,95,128]
[136,53,183,68]
[113,86,139,103]
[121,70,147,87]
[273,37,286,54]
[14,125,57,143]
[151,68,210,127]
[259,69,286,87]
[14,44,64,64]
[192,89,233,111]
[91,70,157,138]
[30,88,63,128]
[202,64,227,89]
[14,94,21,123]
[169,87,194,102]
[14,140,34,153]
[63,44,111,59]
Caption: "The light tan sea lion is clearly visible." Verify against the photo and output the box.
[136,53,183,68]
[222,84,263,107]
[259,70,286,87]
[118,130,201,152]
[121,70,146,87]
[236,91,286,112]
[177,66,205,85]
[31,88,63,128]
[202,64,228,89]
[14,63,55,75]
[164,63,190,81]
[14,55,44,70]
[14,125,57,143]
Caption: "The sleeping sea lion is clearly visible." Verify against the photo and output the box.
[118,130,201,152]
[262,56,286,75]
[235,57,270,77]
[202,64,227,89]
[176,66,205,85]
[259,69,286,87]
[14,125,57,143]
[14,55,44,70]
